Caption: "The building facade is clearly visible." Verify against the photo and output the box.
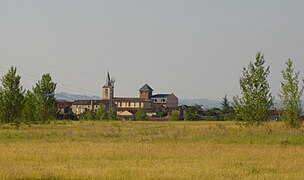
[71,100,111,115]
[151,94,179,108]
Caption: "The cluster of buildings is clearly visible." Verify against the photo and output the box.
[57,72,180,120]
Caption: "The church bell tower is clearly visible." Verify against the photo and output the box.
[102,72,114,101]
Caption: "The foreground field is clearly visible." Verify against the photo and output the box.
[0,121,304,179]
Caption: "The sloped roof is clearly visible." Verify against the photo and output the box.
[56,100,73,109]
[72,100,111,106]
[151,94,171,98]
[117,110,134,116]
[114,97,152,102]
[139,84,153,92]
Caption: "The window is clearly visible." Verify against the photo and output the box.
[105,89,108,97]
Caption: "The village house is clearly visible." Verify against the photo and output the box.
[151,94,179,108]
[56,100,75,119]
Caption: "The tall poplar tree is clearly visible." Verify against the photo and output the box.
[233,52,274,125]
[0,67,25,128]
[33,73,57,122]
[279,59,304,128]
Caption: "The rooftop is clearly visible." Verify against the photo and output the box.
[151,94,172,98]
[72,99,110,106]
[139,84,153,92]
[114,97,152,102]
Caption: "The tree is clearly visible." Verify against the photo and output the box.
[80,109,95,120]
[221,95,231,114]
[233,52,274,125]
[185,104,201,121]
[33,73,57,122]
[169,111,180,121]
[108,108,117,120]
[134,108,146,120]
[279,59,304,128]
[22,90,38,123]
[0,67,25,128]
[221,95,233,120]
[95,105,108,120]
[205,108,222,121]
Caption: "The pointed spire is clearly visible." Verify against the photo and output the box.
[106,71,111,86]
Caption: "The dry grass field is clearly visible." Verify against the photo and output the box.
[1,121,304,179]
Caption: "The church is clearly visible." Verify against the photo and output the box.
[102,72,179,118]
[70,72,179,119]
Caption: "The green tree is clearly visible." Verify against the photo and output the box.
[279,59,304,128]
[108,108,117,120]
[185,105,201,121]
[233,52,274,125]
[22,90,38,123]
[96,105,108,120]
[80,110,95,120]
[169,111,180,121]
[33,74,57,122]
[221,95,232,120]
[135,108,146,120]
[221,95,231,114]
[0,67,25,128]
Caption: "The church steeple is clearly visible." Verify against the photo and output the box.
[102,72,114,100]
[105,72,111,86]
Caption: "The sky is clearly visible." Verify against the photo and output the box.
[0,0,304,100]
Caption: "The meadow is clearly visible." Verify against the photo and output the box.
[0,121,304,179]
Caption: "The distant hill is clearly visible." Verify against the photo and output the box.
[55,92,101,101]
[179,99,222,109]
[180,99,304,110]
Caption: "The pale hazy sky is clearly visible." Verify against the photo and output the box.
[0,0,304,100]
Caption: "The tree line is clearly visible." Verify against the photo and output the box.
[223,52,304,128]
[0,67,57,128]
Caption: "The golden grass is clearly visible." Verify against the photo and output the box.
[0,121,304,179]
